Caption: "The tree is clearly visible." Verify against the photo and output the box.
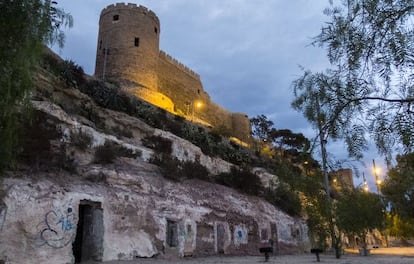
[250,114,274,142]
[385,213,414,244]
[293,0,414,161]
[382,153,414,222]
[0,0,72,172]
[335,189,385,251]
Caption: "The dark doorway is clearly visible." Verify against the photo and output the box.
[270,222,279,255]
[217,223,225,254]
[166,220,178,247]
[73,201,104,263]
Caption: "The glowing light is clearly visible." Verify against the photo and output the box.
[376,179,382,185]
[373,166,381,176]
[194,100,203,109]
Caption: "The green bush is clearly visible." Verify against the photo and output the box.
[149,154,182,181]
[94,141,141,164]
[215,166,262,196]
[263,183,302,217]
[94,142,116,164]
[142,135,173,155]
[71,129,93,150]
[181,160,210,181]
[150,154,210,182]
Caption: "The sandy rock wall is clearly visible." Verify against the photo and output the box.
[0,163,308,263]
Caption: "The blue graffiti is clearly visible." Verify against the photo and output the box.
[237,229,243,238]
[38,207,74,249]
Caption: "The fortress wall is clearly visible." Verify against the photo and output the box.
[95,3,160,90]
[157,51,207,114]
[205,102,234,130]
[95,3,251,142]
[158,52,236,132]
[232,113,252,143]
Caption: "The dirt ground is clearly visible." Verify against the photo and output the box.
[84,247,414,264]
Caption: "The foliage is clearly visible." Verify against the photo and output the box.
[94,143,117,164]
[385,213,414,241]
[94,141,141,164]
[150,154,182,181]
[71,129,93,151]
[293,0,414,160]
[250,115,311,157]
[18,111,61,168]
[142,135,173,155]
[382,153,414,222]
[250,114,274,142]
[0,0,72,172]
[335,189,385,248]
[181,160,211,181]
[304,192,330,249]
[215,166,262,196]
[263,182,302,217]
[150,154,210,182]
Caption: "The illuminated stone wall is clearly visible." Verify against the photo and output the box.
[95,3,251,142]
[95,3,160,90]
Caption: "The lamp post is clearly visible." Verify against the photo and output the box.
[186,100,203,122]
[372,159,381,194]
[192,99,203,121]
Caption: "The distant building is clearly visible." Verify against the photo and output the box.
[95,3,251,143]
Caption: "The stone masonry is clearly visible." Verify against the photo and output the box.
[94,3,251,143]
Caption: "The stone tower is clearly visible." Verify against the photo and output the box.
[95,3,160,90]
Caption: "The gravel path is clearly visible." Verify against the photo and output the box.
[83,247,414,264]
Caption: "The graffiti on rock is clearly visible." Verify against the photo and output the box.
[233,225,248,246]
[38,205,75,249]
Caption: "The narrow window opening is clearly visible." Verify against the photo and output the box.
[154,27,158,34]
[134,37,139,47]
[113,15,119,21]
[197,89,200,94]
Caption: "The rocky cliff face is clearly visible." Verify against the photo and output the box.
[0,52,309,264]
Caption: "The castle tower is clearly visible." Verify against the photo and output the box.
[95,3,160,90]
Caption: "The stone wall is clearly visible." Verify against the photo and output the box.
[94,3,252,142]
[157,51,207,115]
[0,168,308,263]
[95,3,160,89]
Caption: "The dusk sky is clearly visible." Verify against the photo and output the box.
[52,0,385,190]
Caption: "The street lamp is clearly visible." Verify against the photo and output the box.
[186,100,203,121]
[372,159,381,194]
[358,173,369,192]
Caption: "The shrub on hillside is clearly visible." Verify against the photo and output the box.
[149,154,211,182]
[71,129,93,151]
[142,135,173,155]
[215,166,262,196]
[149,154,182,181]
[263,183,302,217]
[94,141,141,164]
[181,160,210,181]
[94,142,116,164]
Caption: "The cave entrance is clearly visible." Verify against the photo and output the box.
[73,200,104,263]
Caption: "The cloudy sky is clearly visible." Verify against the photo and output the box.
[53,0,384,189]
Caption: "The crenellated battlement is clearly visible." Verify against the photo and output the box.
[95,3,251,143]
[159,50,200,80]
[101,2,159,25]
